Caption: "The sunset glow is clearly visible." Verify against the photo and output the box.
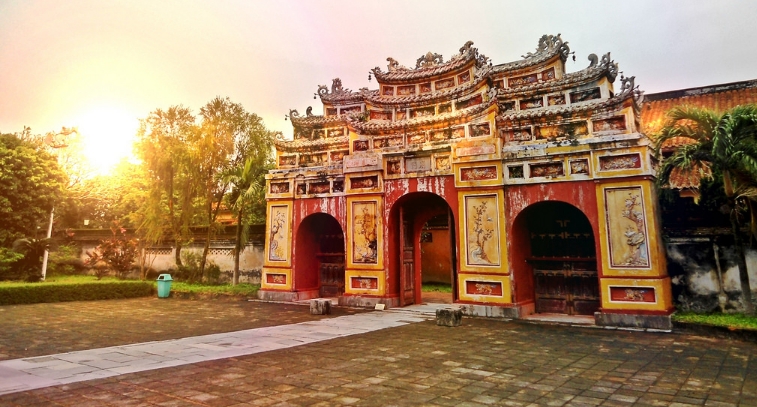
[74,106,139,175]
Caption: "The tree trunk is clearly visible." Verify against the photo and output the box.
[730,199,755,315]
[174,242,183,268]
[233,210,243,286]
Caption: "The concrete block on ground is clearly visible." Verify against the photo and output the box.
[310,299,331,315]
[436,308,462,327]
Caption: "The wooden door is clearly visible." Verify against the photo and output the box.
[399,207,415,305]
[533,260,599,315]
[448,209,457,301]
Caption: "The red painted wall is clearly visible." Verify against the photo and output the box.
[506,181,602,304]
[421,228,453,284]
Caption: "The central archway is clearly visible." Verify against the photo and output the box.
[511,201,599,315]
[294,213,345,298]
[388,192,457,306]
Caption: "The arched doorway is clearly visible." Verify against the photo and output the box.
[513,201,599,315]
[389,192,457,306]
[294,213,345,298]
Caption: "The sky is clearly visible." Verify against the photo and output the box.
[1,0,757,174]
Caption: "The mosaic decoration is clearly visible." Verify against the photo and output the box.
[536,122,588,140]
[406,156,432,173]
[326,108,337,116]
[308,182,330,194]
[492,79,504,89]
[520,97,543,109]
[296,183,306,195]
[330,151,346,162]
[600,154,641,170]
[456,144,496,157]
[327,128,344,137]
[268,205,289,262]
[605,187,650,268]
[408,133,426,144]
[500,101,516,111]
[508,165,524,178]
[396,110,407,120]
[270,182,290,194]
[374,137,403,148]
[382,86,394,96]
[593,116,627,133]
[351,201,378,264]
[340,106,361,115]
[435,156,451,171]
[569,87,601,103]
[419,82,432,93]
[266,273,287,285]
[353,140,370,152]
[386,159,402,175]
[541,67,556,80]
[438,103,452,114]
[332,181,344,192]
[279,155,296,166]
[412,106,435,118]
[506,128,532,142]
[464,195,501,267]
[345,154,379,169]
[351,277,378,289]
[547,94,566,106]
[458,71,471,83]
[461,166,498,181]
[509,73,538,87]
[370,110,392,120]
[530,162,564,177]
[299,153,326,166]
[610,287,656,302]
[313,129,326,139]
[570,159,590,175]
[450,127,465,139]
[456,94,483,110]
[466,281,503,296]
[397,85,416,96]
[351,176,378,189]
[435,77,455,90]
[469,123,491,137]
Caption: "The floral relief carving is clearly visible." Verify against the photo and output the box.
[465,196,500,266]
[605,188,650,268]
[268,206,288,262]
[352,202,378,264]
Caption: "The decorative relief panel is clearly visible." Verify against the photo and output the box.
[268,205,289,263]
[600,154,641,171]
[351,277,378,290]
[492,79,504,88]
[609,286,656,303]
[351,176,378,189]
[370,110,392,121]
[344,154,379,169]
[326,108,337,116]
[351,201,378,264]
[466,281,503,296]
[570,159,590,175]
[530,162,564,177]
[386,159,402,175]
[593,116,627,133]
[604,187,650,268]
[456,143,496,157]
[279,155,296,166]
[419,82,432,93]
[435,156,451,171]
[270,182,290,194]
[464,194,501,267]
[353,140,370,152]
[308,182,330,195]
[340,106,361,115]
[501,101,516,111]
[397,85,416,96]
[536,122,588,140]
[569,87,601,103]
[405,156,432,173]
[541,67,556,81]
[299,153,327,166]
[456,94,483,110]
[333,181,344,193]
[266,273,287,285]
[547,94,566,106]
[374,137,403,148]
[469,123,491,137]
[520,97,543,110]
[508,165,524,178]
[327,128,344,138]
[296,183,306,195]
[504,128,532,142]
[412,106,435,118]
[461,166,498,181]
[408,132,426,144]
[438,103,452,114]
[330,150,346,162]
[435,77,455,90]
[458,71,471,83]
[509,73,538,87]
[396,110,407,120]
[382,86,394,96]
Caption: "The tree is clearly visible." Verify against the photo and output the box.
[135,106,199,268]
[85,222,139,279]
[655,105,757,315]
[222,157,271,285]
[195,97,276,279]
[0,130,67,248]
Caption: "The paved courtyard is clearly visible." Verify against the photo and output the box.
[0,298,755,406]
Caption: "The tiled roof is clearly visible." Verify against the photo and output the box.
[345,103,492,134]
[498,91,632,122]
[371,44,478,83]
[364,79,481,107]
[497,64,613,99]
[289,114,347,128]
[668,162,712,190]
[641,79,757,138]
[275,135,349,150]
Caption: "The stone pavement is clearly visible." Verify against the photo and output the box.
[0,298,756,406]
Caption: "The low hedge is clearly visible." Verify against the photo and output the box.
[0,281,154,305]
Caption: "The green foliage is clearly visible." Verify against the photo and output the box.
[85,223,139,279]
[170,281,259,296]
[10,238,50,282]
[47,243,85,276]
[178,250,203,283]
[205,262,221,284]
[0,279,153,305]
[674,312,757,330]
[0,247,24,278]
[422,283,453,293]
[0,131,67,247]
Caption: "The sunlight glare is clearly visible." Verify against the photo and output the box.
[74,106,139,175]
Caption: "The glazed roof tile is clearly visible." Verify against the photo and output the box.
[346,103,492,134]
[498,92,632,122]
[289,114,347,128]
[497,64,614,99]
[371,42,480,83]
[275,135,349,150]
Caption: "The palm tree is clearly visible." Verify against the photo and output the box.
[222,157,268,285]
[655,105,757,315]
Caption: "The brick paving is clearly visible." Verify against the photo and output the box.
[1,298,756,406]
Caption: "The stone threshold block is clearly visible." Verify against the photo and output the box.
[436,308,463,327]
[310,299,332,315]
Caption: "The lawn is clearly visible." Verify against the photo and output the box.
[673,312,757,330]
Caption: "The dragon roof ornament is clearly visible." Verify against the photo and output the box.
[316,78,373,103]
[371,41,487,83]
[521,33,571,62]
[587,52,619,82]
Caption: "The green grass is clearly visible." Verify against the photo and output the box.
[422,283,453,293]
[0,274,120,286]
[170,282,260,296]
[673,312,757,330]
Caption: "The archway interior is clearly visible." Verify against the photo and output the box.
[390,192,455,305]
[294,213,345,297]
[523,201,599,315]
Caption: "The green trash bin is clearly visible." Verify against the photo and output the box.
[157,274,173,298]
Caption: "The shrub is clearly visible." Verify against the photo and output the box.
[0,280,153,305]
[179,251,202,283]
[205,262,221,285]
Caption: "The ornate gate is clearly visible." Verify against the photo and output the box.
[317,233,345,297]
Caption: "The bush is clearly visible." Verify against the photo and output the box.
[0,247,24,280]
[179,251,202,283]
[205,262,221,285]
[47,243,85,276]
[0,280,154,305]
